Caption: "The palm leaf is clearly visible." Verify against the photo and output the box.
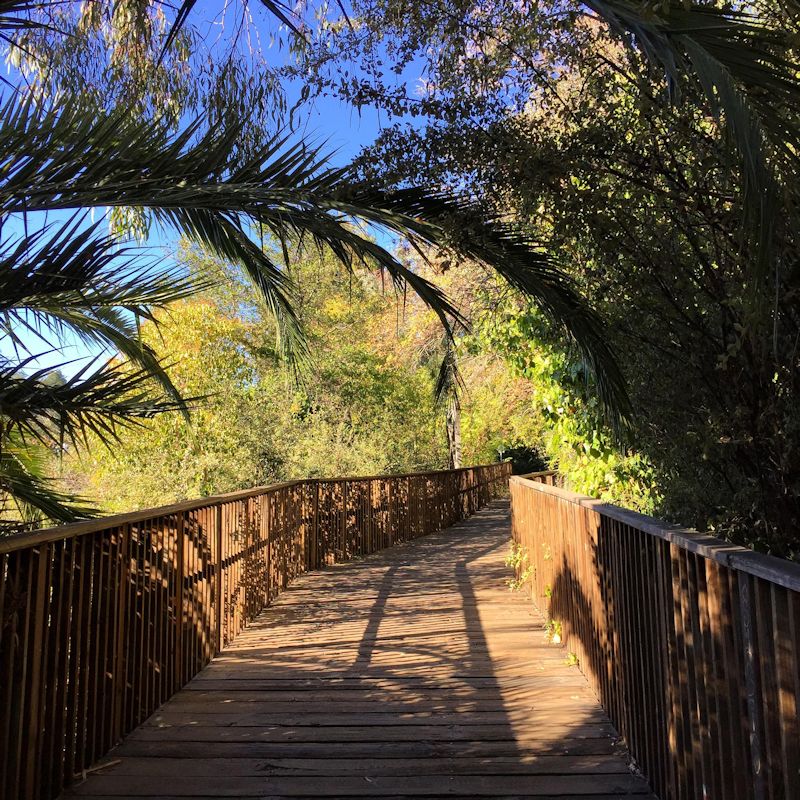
[0,0,57,32]
[160,0,301,58]
[0,93,629,421]
[0,355,198,452]
[434,334,465,408]
[327,185,631,425]
[589,0,799,297]
[0,435,97,528]
[0,215,207,412]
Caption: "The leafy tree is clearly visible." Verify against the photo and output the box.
[373,249,552,470]
[314,13,800,556]
[0,0,627,529]
[295,0,800,245]
[66,244,552,512]
[13,0,799,545]
[66,245,447,509]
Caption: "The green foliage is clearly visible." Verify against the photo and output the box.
[478,302,661,513]
[9,0,800,558]
[504,541,532,591]
[65,246,448,511]
[545,618,563,644]
[565,651,579,667]
[6,0,289,150]
[1,6,633,527]
[0,218,205,528]
[293,3,800,557]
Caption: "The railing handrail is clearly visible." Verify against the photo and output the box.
[511,474,800,591]
[1,463,505,554]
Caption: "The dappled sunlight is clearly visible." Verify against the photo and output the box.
[61,499,651,797]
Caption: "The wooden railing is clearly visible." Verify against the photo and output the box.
[0,462,510,800]
[510,473,800,800]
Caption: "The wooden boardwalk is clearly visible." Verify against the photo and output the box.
[64,501,654,799]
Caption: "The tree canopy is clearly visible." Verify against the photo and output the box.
[290,0,800,556]
[0,0,628,528]
[3,0,800,558]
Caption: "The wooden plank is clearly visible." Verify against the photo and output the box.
[63,501,649,800]
[68,774,651,796]
[114,739,628,759]
[142,714,614,730]
[61,795,660,800]
[78,755,633,776]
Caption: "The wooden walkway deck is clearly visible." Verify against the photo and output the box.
[64,501,654,799]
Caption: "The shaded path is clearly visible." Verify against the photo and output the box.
[64,501,655,799]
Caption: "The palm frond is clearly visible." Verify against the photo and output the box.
[434,335,465,408]
[0,437,97,528]
[160,0,301,59]
[0,94,629,421]
[0,215,206,412]
[0,355,198,453]
[0,0,56,33]
[589,0,799,296]
[326,185,631,426]
[169,208,309,365]
[0,218,201,313]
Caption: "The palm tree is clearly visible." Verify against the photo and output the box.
[5,0,798,527]
[0,9,629,527]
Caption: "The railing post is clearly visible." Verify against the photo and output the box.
[341,481,348,562]
[112,525,130,742]
[215,504,223,654]
[173,512,184,692]
[25,542,50,797]
[387,479,394,547]
[309,482,317,571]
[366,480,373,556]
[738,573,767,800]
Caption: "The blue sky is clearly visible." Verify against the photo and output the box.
[4,2,428,376]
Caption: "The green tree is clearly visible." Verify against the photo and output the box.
[12,0,798,539]
[0,2,627,529]
[324,17,800,555]
[66,245,448,510]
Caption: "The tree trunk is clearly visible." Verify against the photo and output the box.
[446,399,462,469]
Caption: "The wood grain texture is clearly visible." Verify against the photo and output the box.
[63,502,652,799]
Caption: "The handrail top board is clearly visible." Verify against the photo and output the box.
[0,462,506,554]
[511,474,800,591]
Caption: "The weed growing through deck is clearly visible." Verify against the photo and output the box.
[545,618,563,644]
[505,541,532,590]
[565,651,579,667]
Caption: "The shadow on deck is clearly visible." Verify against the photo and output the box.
[63,501,655,799]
